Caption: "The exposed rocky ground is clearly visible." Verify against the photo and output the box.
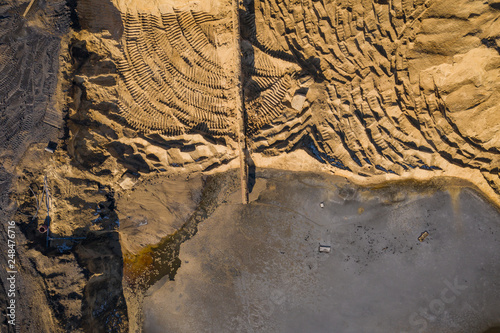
[0,0,499,332]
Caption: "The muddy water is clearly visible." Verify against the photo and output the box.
[142,170,500,333]
[123,170,240,290]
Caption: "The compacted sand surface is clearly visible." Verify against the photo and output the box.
[144,171,500,333]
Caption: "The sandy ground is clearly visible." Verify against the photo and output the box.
[1,0,499,331]
[143,170,500,333]
[118,173,204,254]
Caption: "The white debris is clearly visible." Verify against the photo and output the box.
[319,245,331,253]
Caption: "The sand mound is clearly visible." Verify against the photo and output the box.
[57,0,500,204]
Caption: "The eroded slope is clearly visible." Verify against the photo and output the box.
[64,0,500,204]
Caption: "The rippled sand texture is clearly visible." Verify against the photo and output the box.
[118,10,235,136]
[66,0,500,203]
[0,1,70,170]
[240,0,500,192]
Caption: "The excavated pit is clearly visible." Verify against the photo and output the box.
[0,0,499,331]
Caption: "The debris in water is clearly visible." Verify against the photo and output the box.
[319,245,331,253]
[418,231,429,242]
